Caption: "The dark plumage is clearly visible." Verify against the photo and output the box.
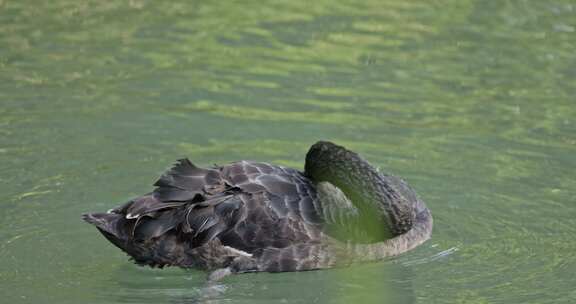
[83,141,432,279]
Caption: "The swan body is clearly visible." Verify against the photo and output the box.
[83,141,432,277]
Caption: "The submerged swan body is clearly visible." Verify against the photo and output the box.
[83,141,432,276]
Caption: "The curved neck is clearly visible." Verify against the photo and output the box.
[305,141,415,240]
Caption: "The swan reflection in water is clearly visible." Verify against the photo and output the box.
[108,261,420,304]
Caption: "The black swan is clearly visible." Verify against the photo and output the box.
[83,141,432,280]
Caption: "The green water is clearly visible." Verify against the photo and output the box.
[1,0,575,303]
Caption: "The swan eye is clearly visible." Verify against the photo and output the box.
[126,213,139,219]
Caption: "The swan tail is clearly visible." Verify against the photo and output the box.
[82,212,134,253]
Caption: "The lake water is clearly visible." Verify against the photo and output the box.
[1,1,575,303]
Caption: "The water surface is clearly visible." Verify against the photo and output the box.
[1,1,575,303]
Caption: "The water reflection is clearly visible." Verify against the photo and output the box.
[107,262,419,304]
